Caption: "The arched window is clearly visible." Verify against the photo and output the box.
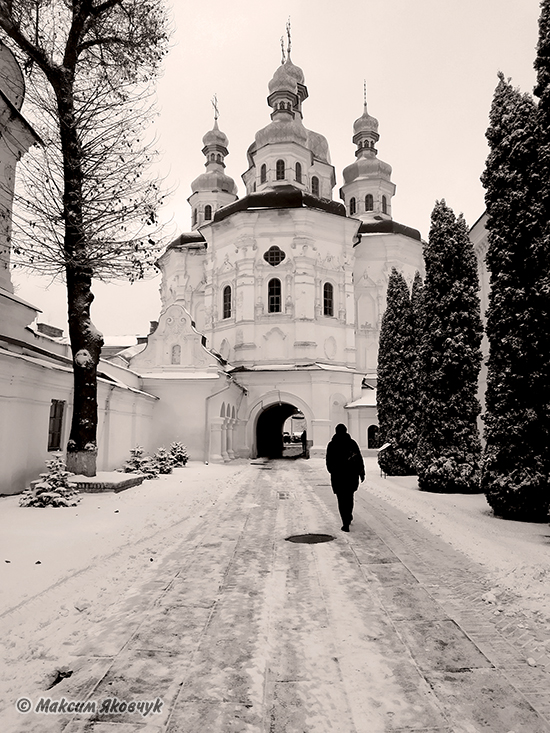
[311,176,319,196]
[323,282,334,317]
[350,197,356,216]
[204,204,212,221]
[217,153,222,162]
[171,344,181,365]
[295,162,302,183]
[223,285,232,319]
[276,159,285,180]
[192,208,197,226]
[365,194,374,211]
[260,163,267,184]
[368,424,381,449]
[382,195,388,214]
[268,278,281,313]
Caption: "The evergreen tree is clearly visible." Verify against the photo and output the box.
[417,201,483,493]
[410,270,425,464]
[411,271,425,334]
[377,268,417,475]
[481,69,550,518]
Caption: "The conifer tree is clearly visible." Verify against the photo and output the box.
[410,270,424,462]
[481,68,550,518]
[411,271,424,334]
[417,201,483,493]
[377,268,417,476]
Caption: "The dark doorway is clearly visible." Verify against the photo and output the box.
[256,403,303,458]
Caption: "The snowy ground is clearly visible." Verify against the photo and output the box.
[363,458,550,622]
[0,457,549,720]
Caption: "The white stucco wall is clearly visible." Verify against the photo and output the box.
[0,348,156,495]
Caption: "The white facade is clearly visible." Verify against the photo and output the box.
[130,52,425,461]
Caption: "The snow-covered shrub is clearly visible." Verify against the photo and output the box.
[19,453,80,507]
[153,446,173,474]
[416,201,483,494]
[121,446,159,479]
[169,441,189,467]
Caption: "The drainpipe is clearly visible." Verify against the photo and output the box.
[98,384,115,469]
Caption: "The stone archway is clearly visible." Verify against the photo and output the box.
[256,402,300,459]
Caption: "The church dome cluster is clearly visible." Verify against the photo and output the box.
[187,43,398,228]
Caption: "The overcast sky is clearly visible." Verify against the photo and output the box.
[12,0,542,339]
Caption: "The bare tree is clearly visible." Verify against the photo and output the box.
[0,0,169,475]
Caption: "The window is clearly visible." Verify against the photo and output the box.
[350,197,356,216]
[263,245,286,266]
[268,278,281,313]
[368,424,381,449]
[323,282,334,316]
[365,194,373,211]
[260,164,267,183]
[311,176,319,196]
[223,285,232,319]
[48,399,65,451]
[171,344,181,365]
[193,208,197,226]
[276,159,285,180]
[382,196,387,214]
[204,204,212,221]
[295,162,302,183]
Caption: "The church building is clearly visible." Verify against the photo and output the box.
[127,48,424,461]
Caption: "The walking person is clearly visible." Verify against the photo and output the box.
[326,424,365,532]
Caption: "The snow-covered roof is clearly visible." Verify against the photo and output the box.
[231,362,359,373]
[346,389,377,408]
[140,371,221,380]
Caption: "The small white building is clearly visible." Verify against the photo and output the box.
[129,52,425,460]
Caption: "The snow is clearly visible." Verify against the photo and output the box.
[0,457,549,726]
[364,458,550,621]
[0,460,249,726]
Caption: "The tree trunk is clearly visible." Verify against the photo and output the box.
[65,266,103,476]
[55,76,103,476]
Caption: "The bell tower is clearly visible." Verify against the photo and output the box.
[340,85,396,222]
[188,98,238,230]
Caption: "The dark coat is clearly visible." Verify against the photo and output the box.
[326,433,365,494]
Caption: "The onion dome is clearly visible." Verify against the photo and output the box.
[342,155,392,185]
[191,169,237,195]
[307,129,331,165]
[353,103,379,137]
[255,117,308,149]
[202,120,229,149]
[268,56,305,94]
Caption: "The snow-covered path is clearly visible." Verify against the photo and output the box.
[0,458,548,732]
[362,459,550,622]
